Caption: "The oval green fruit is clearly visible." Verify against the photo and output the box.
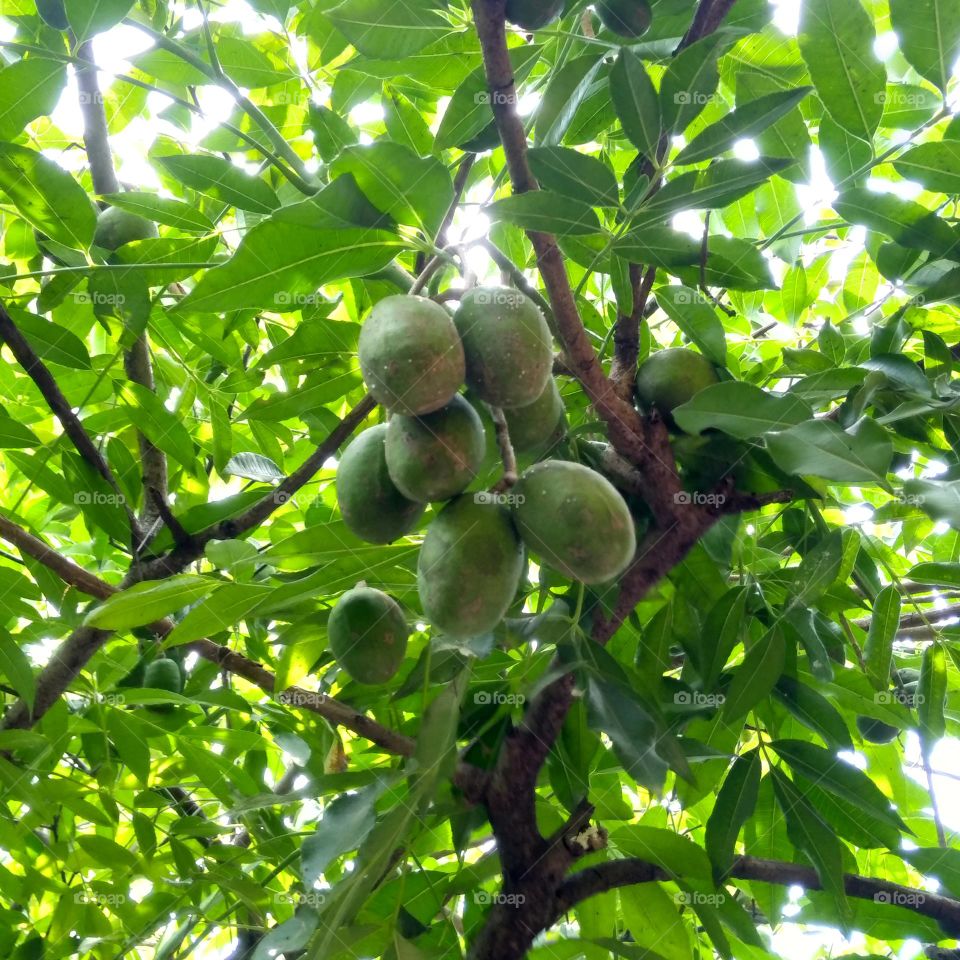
[856,714,899,744]
[337,424,425,543]
[358,295,465,415]
[386,394,486,502]
[454,287,553,409]
[513,460,636,584]
[36,0,69,29]
[329,586,409,684]
[597,0,652,37]
[418,497,524,637]
[143,658,183,713]
[636,348,720,426]
[503,378,566,458]
[93,207,159,251]
[506,0,565,30]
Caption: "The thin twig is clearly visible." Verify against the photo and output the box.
[488,405,518,491]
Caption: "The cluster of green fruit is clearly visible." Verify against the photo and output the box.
[505,0,652,37]
[329,289,638,684]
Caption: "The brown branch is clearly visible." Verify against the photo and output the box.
[471,0,671,508]
[0,517,489,798]
[136,393,377,582]
[415,152,477,275]
[555,854,960,936]
[679,0,739,49]
[0,302,143,543]
[488,405,518,491]
[610,264,655,400]
[74,39,120,196]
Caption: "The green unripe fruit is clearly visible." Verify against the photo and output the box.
[418,497,524,637]
[36,0,69,29]
[454,287,553,409]
[337,424,425,543]
[93,207,159,251]
[503,378,566,459]
[856,715,899,744]
[596,0,652,38]
[512,460,636,584]
[328,586,409,684]
[386,394,486,502]
[143,659,183,713]
[358,295,465,415]
[636,348,720,426]
[505,0,565,30]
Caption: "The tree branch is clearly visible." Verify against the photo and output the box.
[0,302,143,543]
[136,393,377,581]
[610,264,654,399]
[555,854,960,936]
[74,39,120,195]
[488,405,518,491]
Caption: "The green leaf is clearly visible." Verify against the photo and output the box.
[906,562,960,587]
[528,147,619,208]
[537,53,605,146]
[331,142,453,236]
[164,583,272,647]
[659,33,723,135]
[863,586,899,691]
[765,417,893,483]
[122,382,196,471]
[100,192,214,232]
[774,676,852,750]
[901,847,960,899]
[902,478,960,529]
[488,191,602,236]
[12,309,91,369]
[585,677,667,791]
[771,740,905,830]
[0,413,40,449]
[179,222,402,313]
[0,141,97,248]
[722,628,786,720]
[705,750,760,881]
[224,452,284,482]
[653,286,726,365]
[889,0,960,92]
[157,154,280,213]
[674,382,812,439]
[770,768,850,924]
[0,58,66,140]
[699,587,749,692]
[252,912,319,960]
[327,0,449,58]
[676,87,812,166]
[610,825,713,881]
[301,786,380,887]
[64,0,134,40]
[918,642,947,750]
[894,142,960,195]
[0,629,34,712]
[798,0,886,142]
[610,49,661,158]
[834,188,960,256]
[85,575,217,630]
